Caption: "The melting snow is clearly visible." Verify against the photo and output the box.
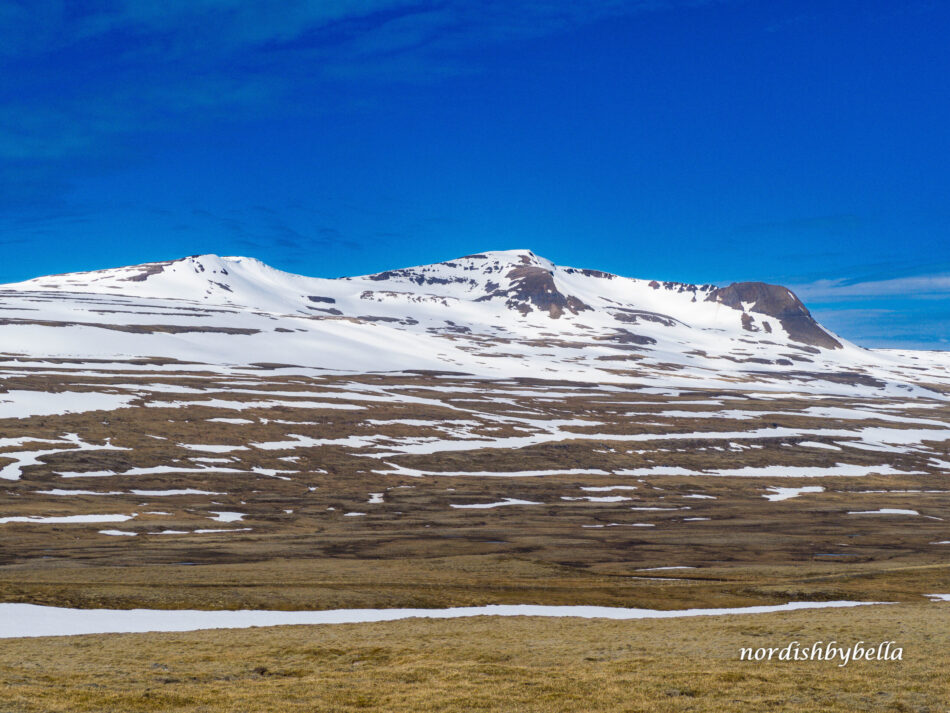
[636,566,695,571]
[208,511,245,523]
[450,498,542,509]
[580,486,638,492]
[763,486,825,502]
[0,514,135,524]
[0,390,136,419]
[847,509,920,516]
[0,601,889,638]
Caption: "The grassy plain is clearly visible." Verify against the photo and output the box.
[1,603,947,712]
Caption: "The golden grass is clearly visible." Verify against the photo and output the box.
[0,556,948,613]
[0,602,947,712]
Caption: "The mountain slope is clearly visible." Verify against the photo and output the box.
[1,250,947,396]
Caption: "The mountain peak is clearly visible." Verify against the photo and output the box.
[4,248,853,368]
[354,249,587,318]
[11,247,949,394]
[461,249,553,269]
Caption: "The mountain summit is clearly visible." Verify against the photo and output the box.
[0,250,941,395]
[14,248,837,343]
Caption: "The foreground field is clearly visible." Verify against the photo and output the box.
[1,602,947,712]
[1,361,948,709]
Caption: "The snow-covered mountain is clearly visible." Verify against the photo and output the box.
[2,249,947,395]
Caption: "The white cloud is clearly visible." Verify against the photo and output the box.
[793,274,950,301]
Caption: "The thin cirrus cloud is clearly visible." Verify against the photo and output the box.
[811,304,950,350]
[0,0,733,205]
[1,0,729,126]
[793,274,950,302]
[795,269,950,348]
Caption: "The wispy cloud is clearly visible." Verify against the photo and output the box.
[794,273,950,302]
[812,305,950,350]
[0,0,733,217]
[795,269,950,350]
[1,1,730,149]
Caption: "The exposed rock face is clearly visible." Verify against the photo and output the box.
[706,282,842,350]
[122,262,172,282]
[366,269,476,287]
[596,328,657,346]
[562,267,614,279]
[503,264,591,318]
[610,308,682,328]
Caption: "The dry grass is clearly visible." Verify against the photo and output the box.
[1,603,947,712]
[0,555,948,613]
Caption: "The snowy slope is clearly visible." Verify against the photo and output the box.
[2,250,948,395]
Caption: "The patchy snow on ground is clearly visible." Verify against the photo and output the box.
[58,465,245,478]
[1,434,128,481]
[797,441,842,450]
[377,463,610,478]
[0,390,137,419]
[709,464,922,478]
[153,528,252,534]
[178,443,248,453]
[0,513,135,524]
[37,488,224,496]
[192,528,252,534]
[763,486,825,502]
[149,399,364,411]
[580,486,638,492]
[450,498,542,509]
[208,511,245,522]
[636,566,695,571]
[847,509,920,516]
[0,601,889,638]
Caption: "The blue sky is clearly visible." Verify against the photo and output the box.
[1,0,948,348]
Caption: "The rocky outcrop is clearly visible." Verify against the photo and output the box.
[503,265,591,318]
[706,282,842,350]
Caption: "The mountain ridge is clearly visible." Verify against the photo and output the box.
[2,249,947,396]
[8,249,839,347]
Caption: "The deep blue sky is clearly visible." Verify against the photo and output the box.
[2,0,948,348]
